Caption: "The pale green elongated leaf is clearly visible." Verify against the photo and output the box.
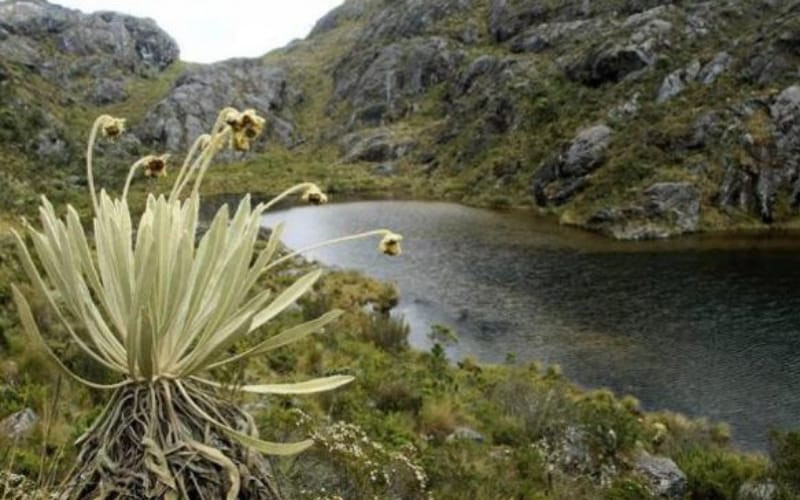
[96,193,132,319]
[241,222,284,293]
[126,313,139,377]
[208,309,343,369]
[181,213,266,355]
[160,205,194,339]
[250,269,323,331]
[197,375,354,395]
[138,321,155,380]
[175,289,270,375]
[142,437,178,494]
[11,285,128,390]
[183,438,240,500]
[176,381,313,456]
[172,204,231,350]
[94,217,127,334]
[195,231,254,338]
[187,268,322,370]
[222,429,313,456]
[187,286,273,366]
[66,207,127,343]
[129,239,158,378]
[65,206,104,301]
[12,231,126,371]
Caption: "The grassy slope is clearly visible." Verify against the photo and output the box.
[200,0,799,236]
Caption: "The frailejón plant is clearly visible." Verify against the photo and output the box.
[11,108,402,499]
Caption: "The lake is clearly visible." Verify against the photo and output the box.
[262,200,800,450]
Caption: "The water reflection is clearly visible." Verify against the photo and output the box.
[261,201,800,450]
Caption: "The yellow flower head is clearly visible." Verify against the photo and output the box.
[232,133,251,152]
[379,232,403,256]
[227,109,266,151]
[101,117,126,139]
[143,154,170,177]
[301,184,329,205]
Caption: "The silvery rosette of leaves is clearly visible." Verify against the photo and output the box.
[11,108,402,499]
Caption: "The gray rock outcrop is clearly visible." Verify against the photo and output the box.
[532,124,612,206]
[566,44,652,86]
[0,0,178,102]
[140,59,301,152]
[738,480,778,500]
[656,52,731,102]
[340,129,415,163]
[489,0,549,42]
[333,36,461,123]
[587,182,700,240]
[0,408,38,439]
[633,450,687,499]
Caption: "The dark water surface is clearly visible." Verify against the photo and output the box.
[262,201,800,450]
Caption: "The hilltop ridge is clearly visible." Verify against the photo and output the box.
[1,0,799,239]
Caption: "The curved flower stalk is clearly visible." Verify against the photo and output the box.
[11,107,403,499]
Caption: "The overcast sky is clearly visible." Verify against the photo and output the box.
[54,0,344,63]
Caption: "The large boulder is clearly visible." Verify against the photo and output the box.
[340,129,415,163]
[643,182,700,232]
[633,450,687,498]
[0,408,38,439]
[738,480,778,500]
[770,85,800,128]
[140,59,301,152]
[565,44,652,86]
[656,60,700,103]
[656,53,731,102]
[741,11,800,84]
[532,124,612,206]
[562,124,612,176]
[586,182,700,240]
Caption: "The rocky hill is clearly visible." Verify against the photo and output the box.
[1,0,800,238]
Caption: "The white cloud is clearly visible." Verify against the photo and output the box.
[52,0,344,63]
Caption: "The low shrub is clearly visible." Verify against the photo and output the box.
[361,313,410,353]
[770,429,800,494]
[677,446,767,500]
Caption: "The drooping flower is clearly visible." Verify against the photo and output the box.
[379,232,403,256]
[100,117,126,139]
[143,154,169,177]
[227,108,266,151]
[301,184,329,205]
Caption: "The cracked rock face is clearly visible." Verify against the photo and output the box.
[0,0,178,101]
[634,450,687,499]
[333,36,462,122]
[139,59,302,152]
[532,124,612,207]
[0,408,38,439]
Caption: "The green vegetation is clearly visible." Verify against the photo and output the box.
[0,0,799,497]
[2,227,800,497]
